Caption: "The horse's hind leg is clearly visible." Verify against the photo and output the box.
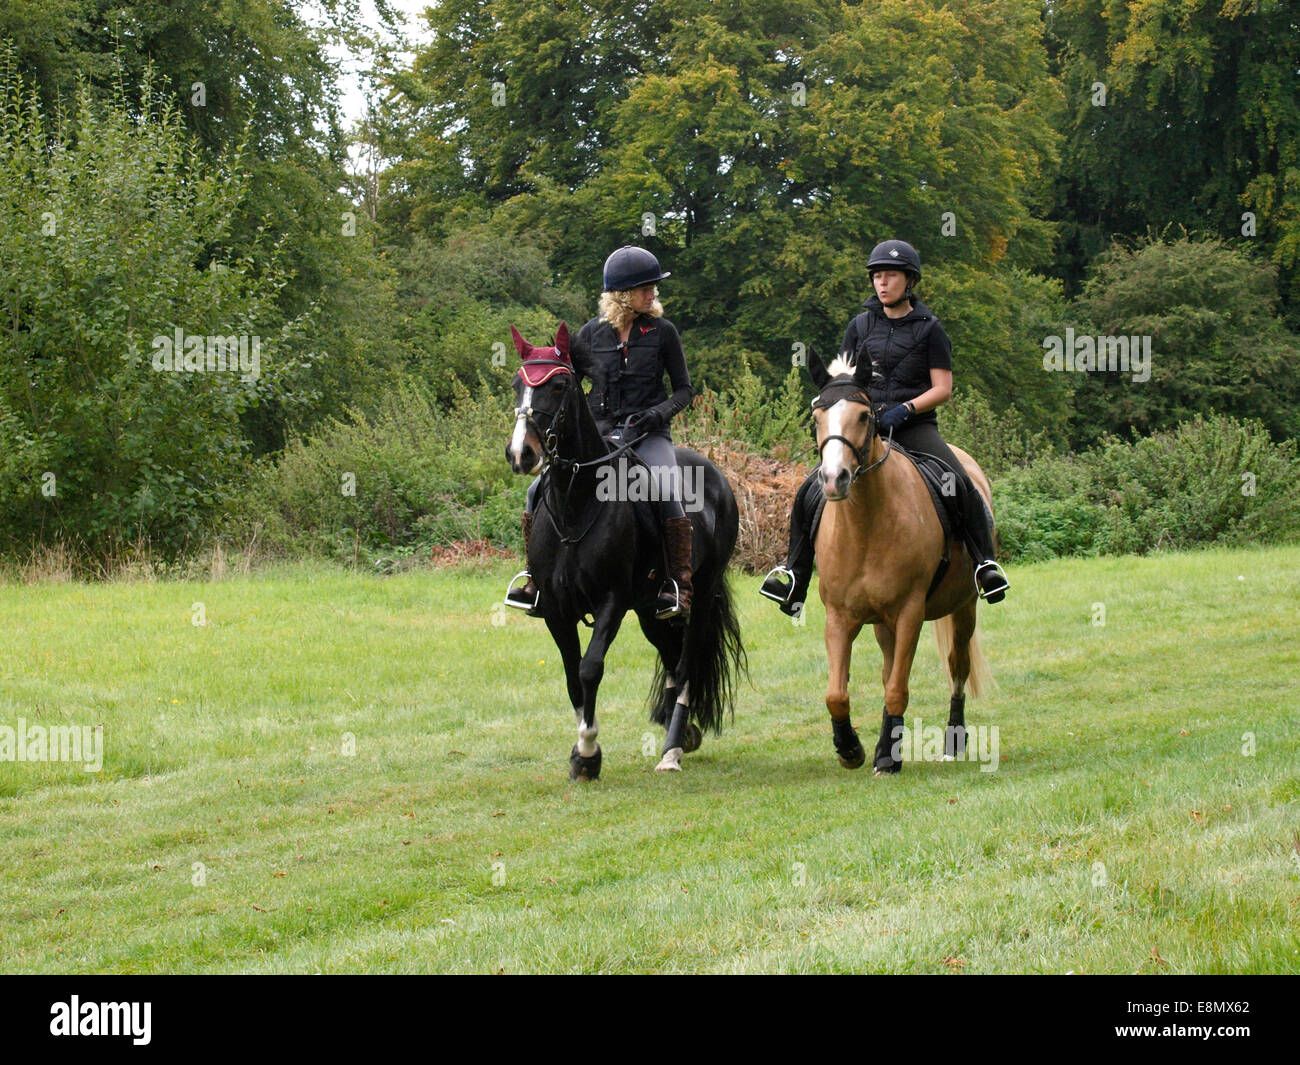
[873,623,895,690]
[825,606,866,769]
[944,599,978,760]
[636,613,700,760]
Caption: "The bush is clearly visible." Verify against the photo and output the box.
[993,414,1300,561]
[0,60,297,563]
[227,377,525,563]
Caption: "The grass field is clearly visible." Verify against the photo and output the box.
[1,545,1298,974]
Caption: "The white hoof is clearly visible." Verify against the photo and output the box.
[942,754,956,762]
[655,747,684,772]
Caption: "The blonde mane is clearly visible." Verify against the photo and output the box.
[826,354,856,377]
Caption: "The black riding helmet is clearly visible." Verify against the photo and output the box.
[866,239,921,282]
[603,246,671,291]
[866,239,921,308]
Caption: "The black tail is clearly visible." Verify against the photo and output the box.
[681,567,747,734]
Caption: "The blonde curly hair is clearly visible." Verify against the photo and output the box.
[599,288,664,334]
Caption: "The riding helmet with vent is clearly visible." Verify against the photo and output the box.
[602,246,671,292]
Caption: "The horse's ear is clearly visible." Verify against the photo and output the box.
[510,325,530,358]
[807,345,830,390]
[555,321,570,357]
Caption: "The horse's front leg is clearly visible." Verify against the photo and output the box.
[824,605,866,769]
[873,601,925,775]
[544,616,587,775]
[569,600,625,781]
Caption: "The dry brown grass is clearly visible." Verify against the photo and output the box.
[682,434,812,573]
[429,539,513,569]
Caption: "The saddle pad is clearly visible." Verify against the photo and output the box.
[894,447,960,544]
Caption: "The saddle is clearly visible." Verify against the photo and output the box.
[805,443,965,597]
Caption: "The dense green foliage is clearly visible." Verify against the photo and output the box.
[1047,0,1300,318]
[1,0,1298,567]
[1066,237,1300,445]
[996,415,1300,561]
[0,64,294,560]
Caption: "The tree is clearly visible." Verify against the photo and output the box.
[1047,0,1300,317]
[0,63,297,559]
[1066,236,1300,446]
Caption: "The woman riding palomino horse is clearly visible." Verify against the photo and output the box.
[803,348,995,774]
[760,239,1009,617]
[507,246,695,622]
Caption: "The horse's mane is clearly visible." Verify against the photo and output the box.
[826,354,855,378]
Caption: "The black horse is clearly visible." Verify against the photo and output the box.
[504,323,745,780]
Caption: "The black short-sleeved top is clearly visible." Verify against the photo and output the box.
[571,314,694,434]
[842,296,952,424]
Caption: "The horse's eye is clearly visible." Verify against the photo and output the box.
[858,411,869,423]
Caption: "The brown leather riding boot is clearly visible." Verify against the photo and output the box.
[656,516,694,621]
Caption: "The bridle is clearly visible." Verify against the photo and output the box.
[513,358,574,465]
[812,379,893,486]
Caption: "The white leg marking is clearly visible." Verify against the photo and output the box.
[575,707,598,758]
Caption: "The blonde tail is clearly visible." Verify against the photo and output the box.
[932,616,994,700]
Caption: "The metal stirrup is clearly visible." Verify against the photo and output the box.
[504,570,538,610]
[654,578,682,620]
[759,565,797,604]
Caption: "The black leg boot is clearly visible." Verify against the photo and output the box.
[759,474,819,617]
[874,709,906,774]
[961,482,1008,603]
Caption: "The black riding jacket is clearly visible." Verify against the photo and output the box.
[571,314,694,434]
[843,297,952,425]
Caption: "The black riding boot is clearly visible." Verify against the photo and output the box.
[961,482,1008,603]
[759,473,819,616]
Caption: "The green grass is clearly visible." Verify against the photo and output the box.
[1,546,1298,973]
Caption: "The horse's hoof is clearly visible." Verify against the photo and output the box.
[836,744,866,769]
[569,744,602,781]
[655,747,684,772]
[872,759,902,776]
[682,723,702,754]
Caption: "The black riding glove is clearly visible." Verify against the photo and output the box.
[630,408,665,434]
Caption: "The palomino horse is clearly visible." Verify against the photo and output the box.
[504,322,745,780]
[809,353,993,775]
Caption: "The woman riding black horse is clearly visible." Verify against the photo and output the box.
[760,239,1010,616]
[507,245,695,621]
